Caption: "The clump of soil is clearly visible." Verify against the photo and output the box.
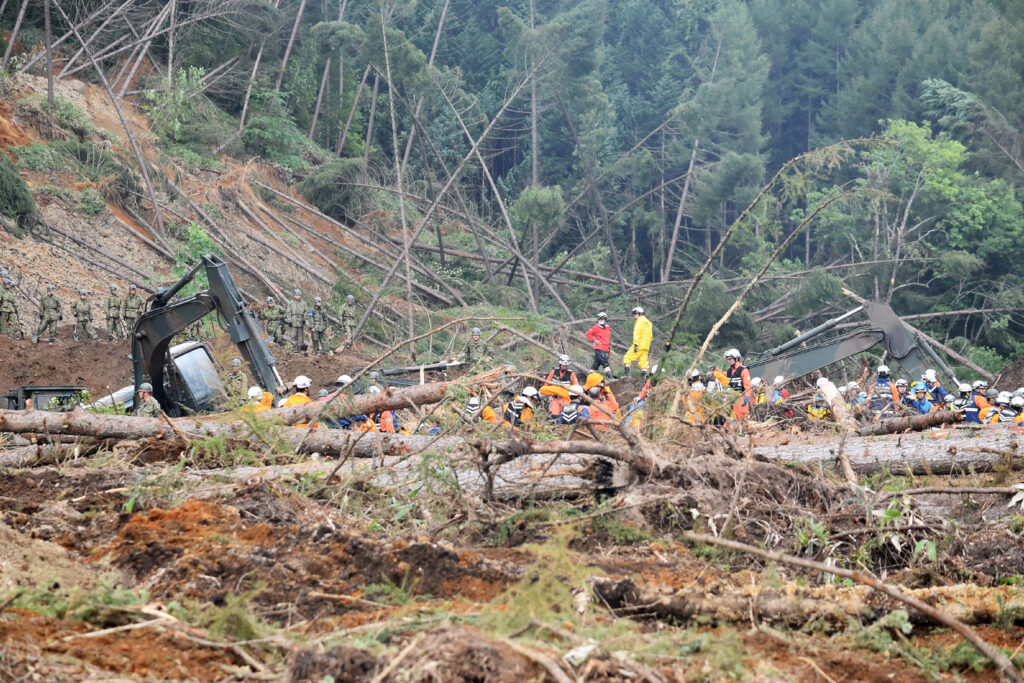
[998,352,1024,390]
[0,520,103,594]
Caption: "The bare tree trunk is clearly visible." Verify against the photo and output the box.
[167,0,176,85]
[308,57,330,139]
[856,410,962,436]
[661,140,698,282]
[339,63,370,153]
[380,13,416,360]
[23,0,120,74]
[44,0,54,107]
[1,0,29,70]
[275,0,307,91]
[363,72,380,166]
[51,0,163,233]
[118,1,172,97]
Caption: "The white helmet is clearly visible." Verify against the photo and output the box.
[568,384,584,396]
[924,369,937,382]
[522,386,539,399]
[631,306,644,315]
[688,369,702,383]
[558,354,571,366]
[596,311,608,320]
[724,348,741,360]
[958,383,972,393]
[366,385,382,394]
[973,380,987,390]
[1012,396,1024,409]
[294,375,311,389]
[336,374,353,385]
[847,381,859,391]
[997,391,1012,406]
[247,386,262,399]
[816,377,829,388]
[751,377,762,386]
[773,376,785,385]
[877,365,890,377]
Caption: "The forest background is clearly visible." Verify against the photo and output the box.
[2,0,1023,376]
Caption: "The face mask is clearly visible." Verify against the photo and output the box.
[598,321,607,328]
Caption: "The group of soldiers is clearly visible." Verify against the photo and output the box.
[257,290,360,354]
[0,276,145,343]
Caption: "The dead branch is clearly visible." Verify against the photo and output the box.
[856,410,962,436]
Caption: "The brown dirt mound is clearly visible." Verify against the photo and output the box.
[97,500,520,620]
[998,352,1024,390]
[0,335,130,397]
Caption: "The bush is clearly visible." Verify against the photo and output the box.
[76,187,107,216]
[297,157,369,221]
[12,142,63,173]
[242,89,309,172]
[42,97,94,139]
[0,155,38,234]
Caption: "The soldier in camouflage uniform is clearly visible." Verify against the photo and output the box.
[122,284,144,338]
[135,382,162,418]
[338,294,358,350]
[104,284,124,341]
[261,296,285,343]
[34,284,62,344]
[223,358,247,401]
[309,297,332,356]
[458,327,493,369]
[0,278,19,338]
[284,288,307,352]
[70,289,99,341]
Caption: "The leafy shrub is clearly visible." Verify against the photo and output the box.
[76,187,107,216]
[52,141,141,208]
[12,142,62,173]
[42,96,94,139]
[0,155,38,234]
[242,89,309,171]
[297,157,369,221]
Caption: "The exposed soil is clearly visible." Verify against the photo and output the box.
[999,352,1024,391]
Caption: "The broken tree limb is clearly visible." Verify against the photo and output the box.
[680,532,1023,683]
[856,410,962,436]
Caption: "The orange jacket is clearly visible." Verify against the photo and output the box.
[590,391,620,429]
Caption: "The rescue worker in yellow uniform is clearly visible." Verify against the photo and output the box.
[622,306,652,377]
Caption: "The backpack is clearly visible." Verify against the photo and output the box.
[504,400,526,426]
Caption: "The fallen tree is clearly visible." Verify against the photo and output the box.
[857,410,963,436]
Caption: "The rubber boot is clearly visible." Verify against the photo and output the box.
[623,366,631,377]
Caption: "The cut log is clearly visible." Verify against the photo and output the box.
[857,410,962,436]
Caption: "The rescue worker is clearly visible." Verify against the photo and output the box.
[122,284,144,338]
[558,385,590,425]
[543,355,578,420]
[750,377,766,404]
[964,381,990,424]
[261,296,285,343]
[281,375,313,408]
[771,375,794,419]
[684,369,705,425]
[104,284,124,341]
[1010,396,1024,422]
[807,393,832,420]
[951,383,972,412]
[338,294,358,350]
[285,289,307,352]
[71,289,99,341]
[309,297,332,356]
[724,349,753,419]
[866,365,900,418]
[981,388,1001,423]
[584,372,620,429]
[503,386,537,427]
[33,284,62,344]
[463,396,498,423]
[622,306,652,377]
[224,358,247,399]
[0,278,20,338]
[244,386,273,413]
[996,392,1017,422]
[459,327,492,368]
[895,378,911,407]
[135,382,162,418]
[585,312,613,376]
[908,383,933,414]
[335,374,354,391]
[922,369,948,404]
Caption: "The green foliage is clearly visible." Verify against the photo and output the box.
[242,89,310,171]
[143,67,208,143]
[20,96,95,140]
[9,575,147,625]
[786,268,844,319]
[12,142,62,173]
[75,187,106,216]
[0,154,38,234]
[297,158,370,222]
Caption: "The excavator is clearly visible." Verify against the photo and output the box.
[95,254,285,416]
[745,300,960,387]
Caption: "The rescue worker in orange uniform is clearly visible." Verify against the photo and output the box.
[724,349,753,419]
[584,372,620,429]
[544,355,578,420]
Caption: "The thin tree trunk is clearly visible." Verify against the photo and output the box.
[308,57,330,139]
[118,2,172,97]
[380,13,416,360]
[44,0,53,107]
[339,63,370,153]
[661,139,698,282]
[51,0,163,233]
[22,0,120,74]
[167,0,176,85]
[1,0,29,70]
[275,0,307,91]
[363,73,380,166]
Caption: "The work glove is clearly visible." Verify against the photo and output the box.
[633,344,638,353]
